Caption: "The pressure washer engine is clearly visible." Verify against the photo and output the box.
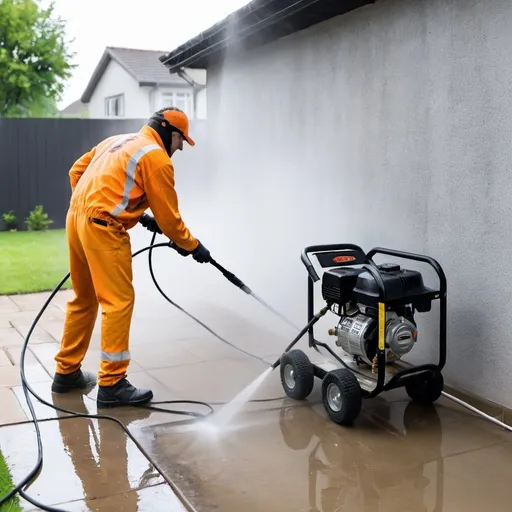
[324,262,428,367]
[274,244,447,427]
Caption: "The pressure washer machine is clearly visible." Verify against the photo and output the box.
[277,244,447,426]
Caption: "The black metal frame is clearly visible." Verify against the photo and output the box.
[301,244,447,399]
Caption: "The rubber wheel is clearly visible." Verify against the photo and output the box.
[321,369,362,426]
[405,371,444,405]
[280,350,315,400]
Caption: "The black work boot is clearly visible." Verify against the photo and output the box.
[52,368,97,393]
[97,378,153,408]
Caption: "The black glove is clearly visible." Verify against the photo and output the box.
[139,213,162,234]
[174,244,191,257]
[192,240,211,263]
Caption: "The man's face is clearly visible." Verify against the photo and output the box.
[169,131,184,156]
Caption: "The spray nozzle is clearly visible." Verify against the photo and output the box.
[166,239,252,294]
[210,259,252,294]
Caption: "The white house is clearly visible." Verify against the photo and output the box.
[81,46,207,120]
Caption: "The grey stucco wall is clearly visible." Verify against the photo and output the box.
[183,0,512,407]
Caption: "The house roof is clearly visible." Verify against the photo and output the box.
[59,99,88,115]
[81,47,189,103]
[159,0,375,73]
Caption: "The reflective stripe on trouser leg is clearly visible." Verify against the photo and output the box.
[101,349,131,362]
[77,215,135,387]
[55,211,99,375]
[111,144,162,217]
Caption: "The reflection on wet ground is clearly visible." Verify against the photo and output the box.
[0,391,189,511]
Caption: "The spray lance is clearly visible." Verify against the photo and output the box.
[139,215,299,330]
[208,251,331,370]
[166,239,250,291]
[165,239,300,332]
[201,249,333,369]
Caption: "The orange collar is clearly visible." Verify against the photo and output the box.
[139,125,167,152]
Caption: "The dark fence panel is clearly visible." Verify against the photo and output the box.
[0,117,148,230]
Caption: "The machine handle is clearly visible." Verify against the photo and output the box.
[301,244,366,282]
[366,247,447,293]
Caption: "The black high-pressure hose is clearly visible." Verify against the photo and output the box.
[0,236,289,512]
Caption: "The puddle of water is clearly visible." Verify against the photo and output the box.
[208,367,274,432]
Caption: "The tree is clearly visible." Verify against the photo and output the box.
[0,0,74,117]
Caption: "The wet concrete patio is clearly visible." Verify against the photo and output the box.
[2,229,512,511]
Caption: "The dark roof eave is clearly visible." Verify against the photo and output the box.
[159,0,376,73]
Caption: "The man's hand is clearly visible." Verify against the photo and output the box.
[170,239,210,262]
[174,244,191,257]
[139,213,162,234]
[192,240,211,263]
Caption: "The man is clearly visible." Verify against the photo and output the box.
[51,107,210,408]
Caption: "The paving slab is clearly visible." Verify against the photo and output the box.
[0,338,53,390]
[7,311,56,343]
[22,483,189,511]
[8,292,53,311]
[148,356,277,404]
[0,347,12,366]
[0,387,28,424]
[0,313,13,329]
[5,345,42,367]
[0,326,25,347]
[0,295,21,314]
[0,361,51,388]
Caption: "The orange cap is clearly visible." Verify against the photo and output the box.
[162,109,195,146]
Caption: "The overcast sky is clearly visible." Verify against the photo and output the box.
[42,0,250,109]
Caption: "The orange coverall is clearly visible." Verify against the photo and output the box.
[54,124,198,386]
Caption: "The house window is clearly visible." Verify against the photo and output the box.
[160,91,193,119]
[105,94,125,117]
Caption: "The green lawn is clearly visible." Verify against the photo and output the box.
[0,230,71,295]
[0,449,21,511]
